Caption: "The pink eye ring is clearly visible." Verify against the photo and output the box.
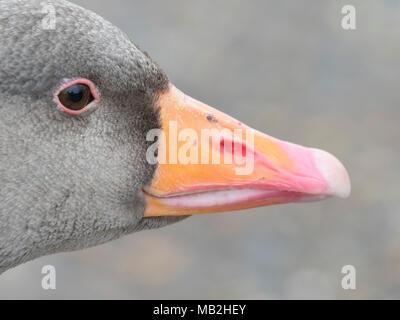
[55,79,99,115]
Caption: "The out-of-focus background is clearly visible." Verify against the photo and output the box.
[1,0,399,299]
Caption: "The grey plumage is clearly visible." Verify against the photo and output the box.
[0,0,184,273]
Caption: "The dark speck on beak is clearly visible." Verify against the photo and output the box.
[206,113,218,123]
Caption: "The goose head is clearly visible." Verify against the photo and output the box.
[0,0,350,273]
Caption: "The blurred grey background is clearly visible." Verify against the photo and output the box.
[0,0,399,299]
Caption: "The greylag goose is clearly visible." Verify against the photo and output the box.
[0,0,350,274]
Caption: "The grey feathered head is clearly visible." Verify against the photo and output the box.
[0,0,183,273]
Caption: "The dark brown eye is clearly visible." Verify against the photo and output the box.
[57,83,94,111]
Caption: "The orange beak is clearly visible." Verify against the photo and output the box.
[143,84,351,217]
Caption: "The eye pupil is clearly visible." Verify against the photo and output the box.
[67,85,84,103]
[58,83,94,111]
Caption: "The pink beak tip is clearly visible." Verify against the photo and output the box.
[312,148,351,199]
